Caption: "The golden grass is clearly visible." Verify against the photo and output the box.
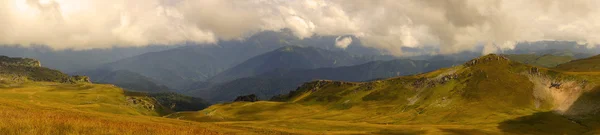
[0,82,255,135]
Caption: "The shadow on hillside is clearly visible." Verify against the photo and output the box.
[498,85,600,134]
[371,129,426,135]
[439,128,490,135]
[497,112,588,134]
[563,86,600,118]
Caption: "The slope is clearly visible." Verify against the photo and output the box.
[555,54,600,72]
[174,54,600,134]
[505,54,574,68]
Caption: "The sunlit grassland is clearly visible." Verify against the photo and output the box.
[0,81,257,135]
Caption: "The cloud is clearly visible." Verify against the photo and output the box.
[1,0,599,55]
[334,36,352,49]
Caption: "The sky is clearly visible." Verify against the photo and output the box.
[1,0,599,55]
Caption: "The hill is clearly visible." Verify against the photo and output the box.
[555,54,600,72]
[0,56,89,83]
[504,54,574,67]
[191,58,461,102]
[208,46,374,83]
[172,54,600,134]
[77,69,171,93]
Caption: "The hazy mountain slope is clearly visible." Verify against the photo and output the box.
[505,54,574,68]
[77,69,171,93]
[176,54,600,134]
[91,31,320,89]
[555,54,600,72]
[194,58,461,102]
[82,30,397,90]
[208,46,373,83]
[0,45,177,72]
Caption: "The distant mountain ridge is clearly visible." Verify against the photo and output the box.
[207,46,377,83]
[77,69,171,93]
[0,45,178,72]
[77,30,397,90]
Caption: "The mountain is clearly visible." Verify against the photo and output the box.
[505,54,575,68]
[173,54,600,134]
[77,69,171,93]
[207,46,374,83]
[555,54,600,72]
[190,58,461,102]
[81,30,397,90]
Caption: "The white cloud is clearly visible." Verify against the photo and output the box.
[335,36,352,49]
[1,0,600,55]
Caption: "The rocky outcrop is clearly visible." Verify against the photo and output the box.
[0,56,41,67]
[234,94,259,102]
[71,75,91,83]
[464,54,510,67]
[126,96,156,110]
[550,82,562,89]
[412,74,459,88]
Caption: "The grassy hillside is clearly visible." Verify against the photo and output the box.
[174,54,600,134]
[555,54,600,72]
[0,56,88,83]
[505,54,574,67]
[0,81,228,134]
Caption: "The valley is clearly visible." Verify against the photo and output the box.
[3,1,600,134]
